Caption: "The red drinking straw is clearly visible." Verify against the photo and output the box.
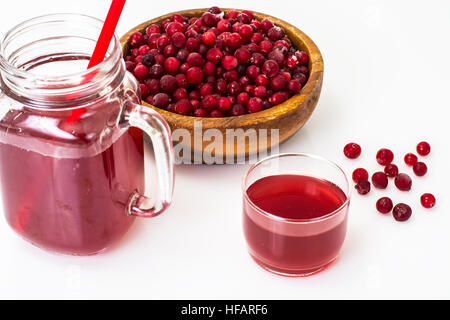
[66,0,126,123]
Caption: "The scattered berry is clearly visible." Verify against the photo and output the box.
[376,197,393,214]
[413,162,427,177]
[344,143,362,159]
[404,153,418,166]
[384,164,399,178]
[416,141,431,156]
[393,203,412,222]
[372,172,389,189]
[395,173,412,191]
[420,193,436,209]
[352,168,369,183]
[355,180,371,195]
[376,148,394,166]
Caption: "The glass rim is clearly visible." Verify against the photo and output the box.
[0,13,123,110]
[242,153,351,224]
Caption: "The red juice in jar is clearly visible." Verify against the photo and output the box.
[0,14,174,255]
[244,174,349,276]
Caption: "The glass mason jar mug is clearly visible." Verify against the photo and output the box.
[0,14,175,255]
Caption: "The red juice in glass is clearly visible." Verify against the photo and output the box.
[243,154,350,276]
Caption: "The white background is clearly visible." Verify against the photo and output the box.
[0,0,449,299]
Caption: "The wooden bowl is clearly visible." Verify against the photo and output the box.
[121,8,323,161]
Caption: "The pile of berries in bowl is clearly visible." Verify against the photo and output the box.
[123,7,311,118]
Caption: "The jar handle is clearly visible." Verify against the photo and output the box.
[120,101,175,218]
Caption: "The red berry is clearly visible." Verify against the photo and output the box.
[164,57,180,75]
[404,153,418,166]
[171,32,186,48]
[230,103,247,116]
[194,108,208,117]
[129,32,145,47]
[159,75,178,93]
[355,180,371,195]
[133,64,149,80]
[296,51,309,65]
[146,24,161,36]
[210,110,224,118]
[186,37,200,51]
[352,168,369,183]
[268,27,285,40]
[206,48,223,64]
[372,172,388,189]
[247,97,263,113]
[287,80,302,94]
[218,97,232,112]
[202,95,218,111]
[238,24,253,40]
[260,19,274,32]
[186,67,204,84]
[376,148,394,166]
[235,48,251,64]
[217,19,231,32]
[395,173,412,191]
[237,92,250,105]
[175,99,192,115]
[139,83,149,99]
[413,162,427,176]
[262,60,279,78]
[202,31,216,46]
[270,74,287,91]
[420,193,436,209]
[393,203,412,222]
[227,33,243,48]
[187,52,205,67]
[259,40,273,54]
[376,197,393,214]
[269,92,287,105]
[254,86,267,98]
[166,22,184,36]
[152,93,170,108]
[384,164,399,178]
[344,143,362,159]
[255,74,269,87]
[222,56,238,70]
[417,141,431,156]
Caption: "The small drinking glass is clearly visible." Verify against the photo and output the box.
[243,153,351,277]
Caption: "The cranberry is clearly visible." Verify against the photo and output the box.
[395,173,412,191]
[254,86,267,98]
[171,14,186,23]
[376,197,393,214]
[404,153,418,166]
[237,13,251,24]
[139,83,149,98]
[186,37,200,51]
[230,103,247,116]
[164,57,180,75]
[344,143,362,159]
[255,74,269,86]
[217,19,231,32]
[262,60,279,78]
[175,99,192,115]
[202,12,218,27]
[260,19,274,32]
[218,97,232,112]
[259,40,273,54]
[268,49,286,66]
[194,108,208,117]
[286,54,299,69]
[420,193,436,209]
[156,35,171,49]
[138,45,150,56]
[149,64,164,78]
[125,61,136,72]
[187,52,205,67]
[221,56,238,70]
[203,61,216,76]
[146,79,160,94]
[376,148,394,166]
[235,48,251,64]
[129,32,145,47]
[270,75,287,91]
[209,6,222,14]
[296,51,309,65]
[171,32,186,48]
[210,110,224,118]
[355,180,371,195]
[227,81,241,95]
[251,53,265,66]
[268,27,285,40]
[202,95,218,111]
[251,32,264,44]
[141,54,155,67]
[133,64,149,80]
[239,24,253,40]
[269,92,287,105]
[202,31,216,46]
[372,172,388,189]
[384,164,399,178]
[417,141,431,156]
[413,162,427,177]
[206,48,223,64]
[287,80,302,94]
[246,65,260,79]
[166,22,184,36]
[187,67,204,84]
[237,92,250,105]
[152,93,170,108]
[227,33,243,48]
[164,44,178,57]
[393,203,412,222]
[247,97,263,113]
[293,73,307,85]
[146,24,161,36]
[352,168,369,183]
[173,88,188,101]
